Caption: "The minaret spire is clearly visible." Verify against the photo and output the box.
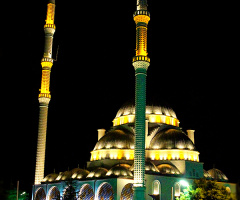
[137,0,148,11]
[34,0,56,185]
[132,0,150,199]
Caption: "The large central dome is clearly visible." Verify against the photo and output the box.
[113,99,179,127]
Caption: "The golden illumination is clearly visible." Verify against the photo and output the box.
[45,3,55,28]
[113,114,179,127]
[133,14,150,58]
[90,149,134,161]
[41,61,53,68]
[90,149,199,162]
[147,149,200,162]
[134,15,150,25]
[39,61,53,98]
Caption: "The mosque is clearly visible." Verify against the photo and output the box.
[32,0,237,200]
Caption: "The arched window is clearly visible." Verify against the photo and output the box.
[47,186,60,200]
[96,182,114,200]
[35,187,46,200]
[78,184,94,200]
[120,183,133,200]
[152,180,160,195]
[174,182,180,197]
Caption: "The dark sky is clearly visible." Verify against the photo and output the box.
[2,0,239,194]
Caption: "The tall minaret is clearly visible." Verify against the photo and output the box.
[132,0,150,199]
[34,0,56,185]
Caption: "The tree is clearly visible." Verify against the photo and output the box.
[7,189,29,200]
[180,178,235,200]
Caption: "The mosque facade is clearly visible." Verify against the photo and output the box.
[32,100,236,199]
[32,0,236,199]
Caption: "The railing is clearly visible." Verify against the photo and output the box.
[44,24,56,29]
[39,93,51,98]
[132,56,150,63]
[41,57,53,63]
[134,10,150,17]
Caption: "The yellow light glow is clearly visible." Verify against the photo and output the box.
[117,152,122,159]
[148,149,199,162]
[113,114,179,127]
[91,149,199,162]
[134,15,150,24]
[90,149,134,161]
[167,154,171,160]
[46,3,55,25]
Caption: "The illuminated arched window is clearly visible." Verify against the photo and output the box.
[47,186,60,200]
[120,183,133,200]
[78,184,94,200]
[35,187,46,200]
[47,187,60,200]
[97,182,114,200]
[174,182,180,197]
[152,180,161,196]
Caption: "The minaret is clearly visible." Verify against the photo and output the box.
[132,0,150,199]
[34,0,56,185]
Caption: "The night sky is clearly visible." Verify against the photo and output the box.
[2,0,239,194]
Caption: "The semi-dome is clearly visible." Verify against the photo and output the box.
[87,167,108,178]
[94,126,134,150]
[157,164,181,175]
[149,128,195,150]
[207,168,228,182]
[106,165,133,177]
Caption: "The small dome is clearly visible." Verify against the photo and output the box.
[129,161,159,172]
[157,164,181,175]
[149,128,195,150]
[71,168,89,179]
[106,165,133,177]
[207,168,228,182]
[56,171,72,181]
[87,167,108,178]
[42,173,58,182]
[94,126,134,150]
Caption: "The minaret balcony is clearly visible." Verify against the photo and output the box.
[41,57,53,63]
[133,56,150,63]
[39,93,51,99]
[134,10,150,18]
[44,24,56,29]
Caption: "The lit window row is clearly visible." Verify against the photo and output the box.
[147,150,199,162]
[90,149,199,162]
[113,114,179,127]
[90,150,134,161]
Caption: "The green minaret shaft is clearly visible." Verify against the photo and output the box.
[132,0,150,199]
